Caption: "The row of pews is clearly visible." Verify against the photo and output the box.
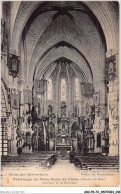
[1,151,57,168]
[69,152,119,170]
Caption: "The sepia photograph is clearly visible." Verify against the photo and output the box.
[1,0,120,190]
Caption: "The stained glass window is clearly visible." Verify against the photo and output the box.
[61,79,66,101]
[47,78,52,100]
[75,78,79,100]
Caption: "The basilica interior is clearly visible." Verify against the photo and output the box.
[1,1,119,163]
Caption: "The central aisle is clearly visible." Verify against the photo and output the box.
[50,159,76,171]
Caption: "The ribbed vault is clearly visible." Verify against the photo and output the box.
[8,1,119,87]
[33,46,93,83]
[10,1,118,52]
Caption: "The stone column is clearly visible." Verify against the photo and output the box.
[106,52,119,156]
[92,79,106,153]
[49,139,55,151]
[8,114,18,155]
[18,80,25,117]
[11,127,18,155]
[108,81,119,156]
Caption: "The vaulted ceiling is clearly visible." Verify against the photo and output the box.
[7,1,119,85]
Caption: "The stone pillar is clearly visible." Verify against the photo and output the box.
[92,79,107,154]
[106,52,119,156]
[11,127,18,155]
[49,139,55,151]
[108,81,119,156]
[93,117,102,153]
[8,114,18,155]
[72,138,78,152]
[18,80,25,117]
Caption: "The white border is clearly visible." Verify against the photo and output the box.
[0,0,120,193]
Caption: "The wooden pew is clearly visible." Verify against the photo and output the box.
[73,154,119,170]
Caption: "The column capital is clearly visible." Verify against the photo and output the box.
[9,48,20,56]
[106,49,119,58]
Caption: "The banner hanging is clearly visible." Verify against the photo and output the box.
[81,82,94,98]
[35,79,47,94]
